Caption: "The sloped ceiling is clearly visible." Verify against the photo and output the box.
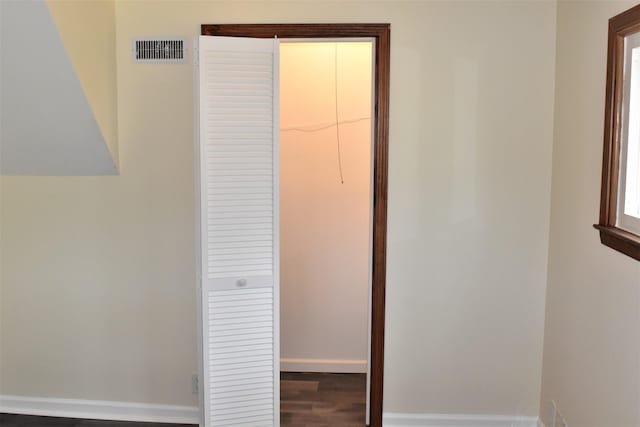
[0,0,118,175]
[47,0,119,168]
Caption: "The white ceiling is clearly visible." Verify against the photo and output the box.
[0,0,118,176]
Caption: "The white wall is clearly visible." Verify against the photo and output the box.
[279,42,372,372]
[540,2,640,426]
[0,0,557,418]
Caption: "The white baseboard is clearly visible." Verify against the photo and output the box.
[383,412,541,427]
[0,395,199,424]
[0,396,542,427]
[280,357,367,373]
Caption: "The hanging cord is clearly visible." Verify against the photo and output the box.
[334,44,345,184]
[279,44,371,183]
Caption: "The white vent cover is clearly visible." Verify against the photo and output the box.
[133,38,186,63]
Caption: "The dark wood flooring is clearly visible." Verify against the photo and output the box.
[0,372,366,427]
[0,415,188,427]
[280,372,366,426]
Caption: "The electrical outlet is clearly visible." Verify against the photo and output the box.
[192,373,199,394]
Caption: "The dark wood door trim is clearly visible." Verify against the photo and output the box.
[201,23,390,427]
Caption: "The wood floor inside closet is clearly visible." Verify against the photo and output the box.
[280,372,366,426]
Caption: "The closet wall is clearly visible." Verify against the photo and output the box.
[279,42,373,372]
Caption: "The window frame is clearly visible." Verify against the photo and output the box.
[596,4,640,262]
[617,31,640,235]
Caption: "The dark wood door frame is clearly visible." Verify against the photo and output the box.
[201,23,390,427]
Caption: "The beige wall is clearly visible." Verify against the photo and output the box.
[47,0,119,168]
[540,2,640,426]
[280,42,372,368]
[0,0,557,416]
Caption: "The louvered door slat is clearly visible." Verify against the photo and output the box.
[212,398,273,411]
[199,36,279,427]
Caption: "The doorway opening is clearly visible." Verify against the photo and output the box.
[199,23,390,427]
[279,39,373,426]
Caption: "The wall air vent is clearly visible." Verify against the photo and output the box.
[133,38,186,63]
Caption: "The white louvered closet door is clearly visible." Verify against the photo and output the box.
[198,35,280,427]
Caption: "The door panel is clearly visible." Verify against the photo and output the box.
[198,35,280,427]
